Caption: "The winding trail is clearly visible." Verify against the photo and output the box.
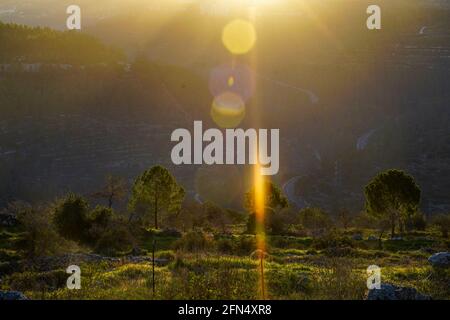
[282,175,309,208]
[256,73,320,104]
[419,26,427,35]
[194,193,203,204]
[356,128,377,151]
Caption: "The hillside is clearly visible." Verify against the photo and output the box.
[0,0,449,214]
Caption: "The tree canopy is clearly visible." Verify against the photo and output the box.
[244,180,288,213]
[364,169,421,237]
[128,165,185,229]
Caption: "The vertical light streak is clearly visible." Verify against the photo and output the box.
[247,5,267,300]
[253,160,266,253]
[253,159,267,300]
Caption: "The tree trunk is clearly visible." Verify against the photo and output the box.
[378,230,384,250]
[108,194,113,208]
[390,217,396,239]
[154,196,158,229]
[152,239,156,295]
[399,219,404,237]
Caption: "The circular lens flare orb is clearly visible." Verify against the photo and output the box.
[228,76,235,87]
[222,19,256,55]
[211,92,246,128]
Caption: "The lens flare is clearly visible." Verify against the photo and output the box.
[209,63,255,103]
[222,19,256,55]
[253,151,266,299]
[253,160,266,252]
[228,76,235,87]
[211,91,246,128]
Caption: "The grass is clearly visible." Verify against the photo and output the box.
[1,226,449,300]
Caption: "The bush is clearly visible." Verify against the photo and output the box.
[53,194,131,253]
[86,206,114,243]
[235,236,257,255]
[214,236,256,255]
[216,238,234,254]
[53,194,90,243]
[246,209,288,235]
[298,207,333,235]
[174,231,213,252]
[284,224,308,237]
[311,230,354,250]
[406,212,427,231]
[94,220,135,255]
[432,214,450,238]
[353,211,379,229]
[17,204,67,258]
[7,270,67,292]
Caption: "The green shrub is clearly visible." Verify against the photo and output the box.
[406,212,427,231]
[17,204,67,258]
[7,270,67,292]
[94,221,135,256]
[298,207,333,235]
[311,230,354,250]
[53,195,132,253]
[174,231,213,252]
[432,214,450,238]
[353,211,379,229]
[246,210,283,235]
[214,236,256,256]
[216,238,234,254]
[235,236,256,255]
[53,194,91,243]
[85,206,115,244]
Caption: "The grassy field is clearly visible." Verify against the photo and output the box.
[1,225,449,300]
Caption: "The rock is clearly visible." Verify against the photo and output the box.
[0,291,28,300]
[0,213,17,227]
[428,252,450,268]
[352,234,363,241]
[368,235,378,241]
[367,283,431,300]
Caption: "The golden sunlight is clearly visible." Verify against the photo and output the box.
[222,19,257,55]
[253,161,266,252]
[211,92,246,128]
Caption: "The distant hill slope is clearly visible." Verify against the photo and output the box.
[0,0,449,214]
[0,22,124,64]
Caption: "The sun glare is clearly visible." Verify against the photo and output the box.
[222,19,257,55]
